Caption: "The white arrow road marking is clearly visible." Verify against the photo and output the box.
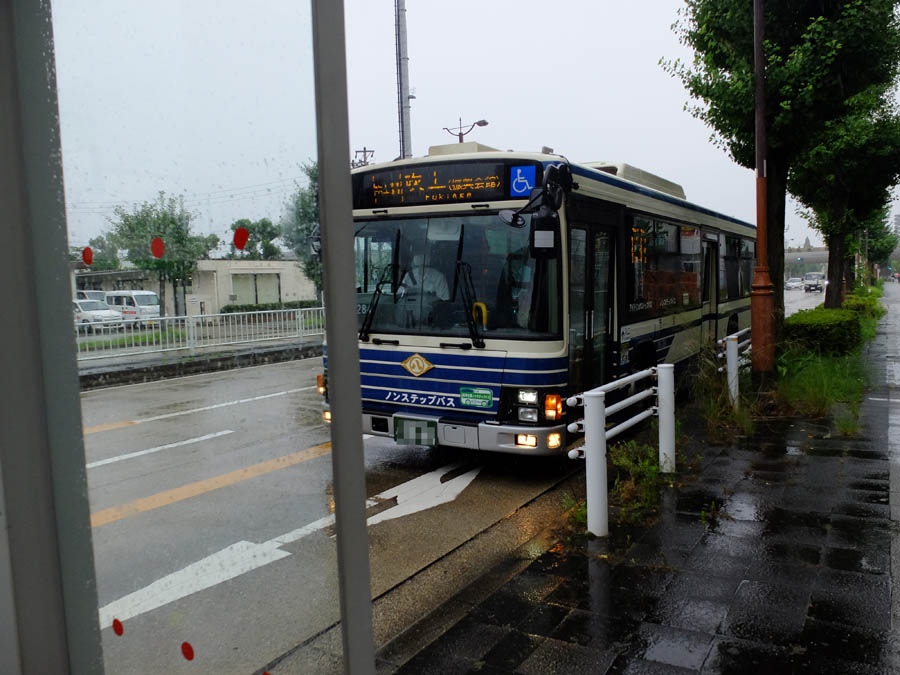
[86,430,235,469]
[98,461,481,629]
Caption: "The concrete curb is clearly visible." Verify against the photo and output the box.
[78,343,324,390]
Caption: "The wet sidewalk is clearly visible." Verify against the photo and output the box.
[379,284,900,674]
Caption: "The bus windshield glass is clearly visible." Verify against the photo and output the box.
[354,214,561,340]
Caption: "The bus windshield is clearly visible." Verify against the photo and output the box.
[354,214,561,340]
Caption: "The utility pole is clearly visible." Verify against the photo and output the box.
[751,0,775,383]
[394,0,413,158]
[351,147,375,168]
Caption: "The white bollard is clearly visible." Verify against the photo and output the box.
[584,388,608,537]
[657,364,676,473]
[726,335,739,409]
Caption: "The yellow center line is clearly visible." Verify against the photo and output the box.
[84,420,139,435]
[90,442,332,529]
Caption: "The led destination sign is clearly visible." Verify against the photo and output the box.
[352,160,543,209]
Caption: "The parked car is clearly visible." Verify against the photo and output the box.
[75,289,107,302]
[785,277,802,290]
[104,290,161,327]
[804,273,826,293]
[73,300,123,333]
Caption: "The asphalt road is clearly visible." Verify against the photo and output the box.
[81,360,575,674]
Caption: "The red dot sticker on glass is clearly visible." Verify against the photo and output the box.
[82,247,93,266]
[112,619,123,636]
[181,641,194,661]
[233,226,250,250]
[151,237,165,259]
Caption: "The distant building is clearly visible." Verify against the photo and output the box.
[72,259,317,316]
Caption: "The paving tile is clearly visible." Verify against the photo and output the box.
[469,590,543,629]
[480,630,544,671]
[700,637,793,674]
[550,607,642,651]
[607,656,698,674]
[514,636,617,675]
[826,514,892,551]
[646,597,729,635]
[516,603,572,638]
[632,623,714,671]
[822,546,890,575]
[662,571,741,604]
[719,580,810,645]
[799,617,892,668]
[809,568,891,631]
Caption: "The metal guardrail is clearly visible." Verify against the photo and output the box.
[564,364,675,537]
[717,328,751,408]
[74,307,326,360]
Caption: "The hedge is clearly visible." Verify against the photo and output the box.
[841,294,885,319]
[783,307,861,355]
[220,300,321,313]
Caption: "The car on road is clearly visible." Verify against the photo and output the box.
[73,300,123,333]
[785,277,802,290]
[804,273,826,292]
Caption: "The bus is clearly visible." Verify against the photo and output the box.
[320,143,755,455]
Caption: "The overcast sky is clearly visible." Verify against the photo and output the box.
[52,0,832,251]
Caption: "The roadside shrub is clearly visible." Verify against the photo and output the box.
[841,294,884,319]
[783,307,861,355]
[775,347,867,418]
[220,300,320,313]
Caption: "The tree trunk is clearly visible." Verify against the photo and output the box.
[158,271,166,317]
[825,232,845,308]
[766,155,788,341]
[843,255,855,295]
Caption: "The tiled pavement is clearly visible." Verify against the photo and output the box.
[379,284,900,674]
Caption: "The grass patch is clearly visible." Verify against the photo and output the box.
[691,345,754,442]
[775,346,867,419]
[561,492,587,527]
[609,440,664,525]
[80,329,186,350]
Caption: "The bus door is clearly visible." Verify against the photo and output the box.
[568,225,614,395]
[701,235,718,343]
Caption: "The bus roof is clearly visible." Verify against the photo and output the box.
[352,145,755,232]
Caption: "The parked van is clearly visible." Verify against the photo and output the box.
[105,290,160,327]
[75,289,107,302]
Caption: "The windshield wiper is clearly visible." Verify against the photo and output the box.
[455,261,485,349]
[359,263,396,342]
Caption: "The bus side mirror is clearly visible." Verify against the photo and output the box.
[530,205,558,259]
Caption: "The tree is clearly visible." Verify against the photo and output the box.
[108,192,218,316]
[229,217,282,260]
[789,89,900,305]
[282,162,323,292]
[802,237,812,252]
[666,0,900,334]
[69,234,120,271]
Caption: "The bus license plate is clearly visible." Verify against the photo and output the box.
[394,417,437,446]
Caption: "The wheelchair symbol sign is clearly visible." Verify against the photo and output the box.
[509,165,536,197]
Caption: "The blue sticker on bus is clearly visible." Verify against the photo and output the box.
[510,165,536,197]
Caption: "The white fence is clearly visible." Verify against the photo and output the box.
[717,328,751,408]
[566,364,675,537]
[75,307,326,361]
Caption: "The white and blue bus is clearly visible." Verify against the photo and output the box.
[320,143,755,455]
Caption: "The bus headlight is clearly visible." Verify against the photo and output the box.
[548,433,562,449]
[544,394,563,420]
[518,407,539,423]
[516,434,538,448]
[517,389,539,404]
[317,374,327,396]
[323,410,332,423]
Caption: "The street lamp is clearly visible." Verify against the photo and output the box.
[443,118,488,143]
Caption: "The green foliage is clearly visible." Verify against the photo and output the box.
[70,234,120,271]
[775,347,867,418]
[281,162,323,291]
[841,293,885,320]
[219,300,321,313]
[609,440,663,524]
[561,493,587,527]
[229,218,283,260]
[107,192,219,315]
[783,307,861,355]
[692,345,753,441]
